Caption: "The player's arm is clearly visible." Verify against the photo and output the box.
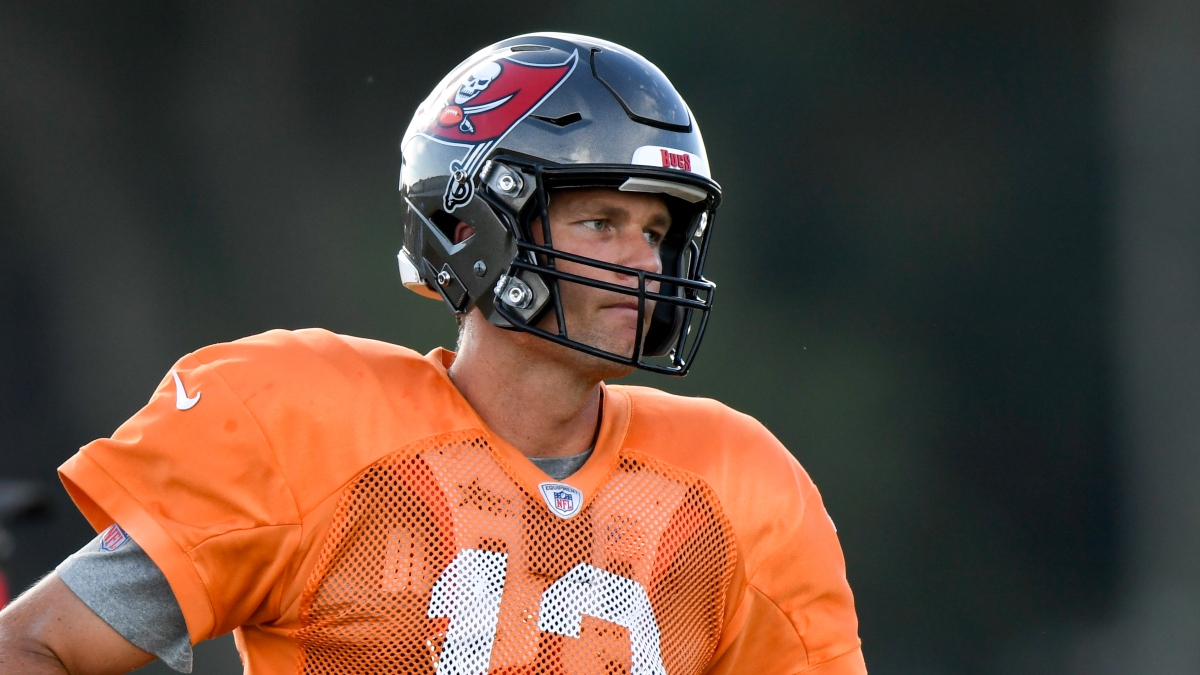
[707,473,866,674]
[0,572,154,675]
[694,411,866,675]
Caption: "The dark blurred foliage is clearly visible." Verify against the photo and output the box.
[0,1,1113,672]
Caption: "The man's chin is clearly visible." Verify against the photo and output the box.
[528,309,651,376]
[561,334,640,379]
[559,333,643,379]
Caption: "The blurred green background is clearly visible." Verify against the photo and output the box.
[2,1,1197,673]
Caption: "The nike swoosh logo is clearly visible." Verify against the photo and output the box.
[172,371,200,410]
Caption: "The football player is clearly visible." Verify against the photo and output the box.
[0,33,866,674]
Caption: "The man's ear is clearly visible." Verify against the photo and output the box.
[454,222,476,244]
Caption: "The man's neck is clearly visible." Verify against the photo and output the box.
[448,318,606,459]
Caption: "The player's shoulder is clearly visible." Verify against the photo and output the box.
[160,329,465,487]
[191,327,421,366]
[617,384,778,445]
[613,384,813,489]
[186,328,432,384]
[175,328,455,423]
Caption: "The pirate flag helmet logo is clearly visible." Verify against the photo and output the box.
[414,49,578,212]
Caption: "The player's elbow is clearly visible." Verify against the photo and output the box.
[0,634,65,674]
[2,572,157,675]
[0,589,71,674]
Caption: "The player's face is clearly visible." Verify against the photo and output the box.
[531,188,670,364]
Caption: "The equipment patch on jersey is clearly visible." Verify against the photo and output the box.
[537,481,584,519]
[418,49,578,213]
[99,524,130,552]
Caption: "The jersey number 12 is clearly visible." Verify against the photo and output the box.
[427,548,666,675]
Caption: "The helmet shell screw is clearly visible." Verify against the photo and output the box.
[473,260,487,277]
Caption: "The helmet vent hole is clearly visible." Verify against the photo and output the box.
[530,112,583,128]
[509,44,551,52]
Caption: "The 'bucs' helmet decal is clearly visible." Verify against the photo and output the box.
[399,33,721,376]
[415,50,578,212]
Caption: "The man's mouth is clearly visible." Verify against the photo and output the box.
[601,300,656,331]
[601,298,644,316]
[605,299,640,311]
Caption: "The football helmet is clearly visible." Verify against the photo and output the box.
[398,32,719,375]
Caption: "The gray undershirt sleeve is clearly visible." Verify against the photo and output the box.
[528,447,593,481]
[57,528,193,673]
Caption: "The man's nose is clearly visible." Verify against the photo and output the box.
[616,230,662,279]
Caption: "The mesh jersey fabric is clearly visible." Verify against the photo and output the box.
[58,328,866,675]
[58,526,192,672]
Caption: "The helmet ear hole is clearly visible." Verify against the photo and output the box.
[429,210,463,241]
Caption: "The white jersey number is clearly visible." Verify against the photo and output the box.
[539,563,666,675]
[428,549,665,675]
[427,549,509,675]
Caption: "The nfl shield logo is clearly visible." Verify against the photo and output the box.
[554,491,574,512]
[99,524,129,552]
[538,482,584,519]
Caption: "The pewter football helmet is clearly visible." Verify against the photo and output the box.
[398,32,720,375]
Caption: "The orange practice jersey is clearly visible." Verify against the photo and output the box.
[59,329,866,675]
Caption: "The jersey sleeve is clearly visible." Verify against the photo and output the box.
[707,467,866,675]
[687,405,864,675]
[58,351,303,644]
[700,461,864,672]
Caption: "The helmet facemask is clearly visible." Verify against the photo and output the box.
[475,156,718,376]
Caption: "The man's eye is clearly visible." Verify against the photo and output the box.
[644,230,662,245]
[580,219,605,231]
